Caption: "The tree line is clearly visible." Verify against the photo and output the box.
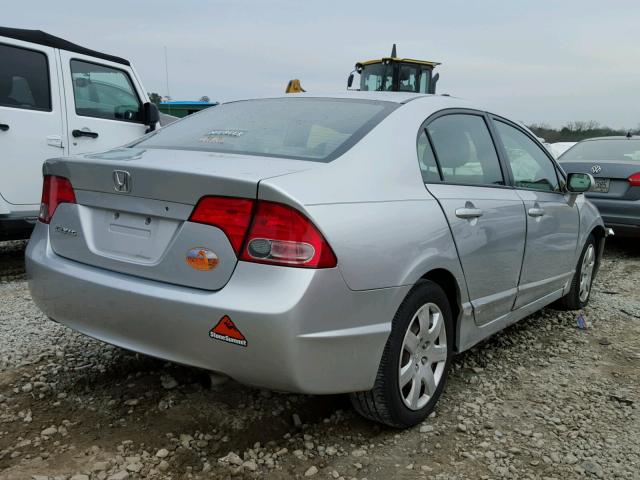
[528,121,639,143]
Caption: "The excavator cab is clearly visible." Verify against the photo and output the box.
[348,44,440,94]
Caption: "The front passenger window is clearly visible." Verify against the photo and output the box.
[70,60,142,122]
[426,114,504,186]
[494,121,560,193]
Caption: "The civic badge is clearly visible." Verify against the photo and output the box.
[186,247,219,271]
[113,170,132,193]
[591,165,602,174]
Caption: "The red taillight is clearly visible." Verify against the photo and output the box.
[240,201,337,268]
[189,196,255,254]
[628,172,640,187]
[38,176,76,224]
[188,197,337,269]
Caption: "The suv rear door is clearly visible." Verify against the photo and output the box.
[420,111,526,326]
[0,39,64,206]
[491,117,580,308]
[59,51,148,155]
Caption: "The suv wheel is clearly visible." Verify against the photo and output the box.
[350,280,453,428]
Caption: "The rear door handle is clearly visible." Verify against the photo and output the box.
[528,207,545,217]
[72,129,99,139]
[0,124,9,132]
[455,207,483,219]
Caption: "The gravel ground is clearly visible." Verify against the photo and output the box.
[0,238,638,480]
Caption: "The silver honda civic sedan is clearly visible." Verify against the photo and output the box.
[27,93,605,427]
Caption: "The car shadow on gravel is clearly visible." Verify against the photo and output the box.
[0,240,27,282]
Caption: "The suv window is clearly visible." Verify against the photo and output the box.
[0,43,51,111]
[70,60,142,122]
[426,114,504,186]
[494,120,560,192]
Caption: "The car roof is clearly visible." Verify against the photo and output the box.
[0,26,130,66]
[225,91,462,105]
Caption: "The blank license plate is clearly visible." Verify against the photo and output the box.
[593,178,610,193]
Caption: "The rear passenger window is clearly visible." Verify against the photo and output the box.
[427,114,504,186]
[417,129,441,182]
[70,60,142,122]
[494,120,560,193]
[0,43,51,111]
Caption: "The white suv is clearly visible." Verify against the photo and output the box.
[0,27,159,240]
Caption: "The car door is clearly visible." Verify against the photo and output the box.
[0,39,65,206]
[59,51,148,155]
[491,118,580,309]
[420,112,526,326]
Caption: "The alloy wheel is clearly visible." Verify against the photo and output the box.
[398,302,447,410]
[579,244,596,303]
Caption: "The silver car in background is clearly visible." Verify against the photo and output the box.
[27,93,604,427]
[559,136,640,237]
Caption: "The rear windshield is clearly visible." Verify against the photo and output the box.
[560,139,640,162]
[135,97,397,162]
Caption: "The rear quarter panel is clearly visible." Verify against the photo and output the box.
[259,97,473,297]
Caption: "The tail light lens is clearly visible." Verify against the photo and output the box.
[189,196,255,254]
[628,172,640,187]
[188,197,337,269]
[241,201,337,268]
[38,175,76,224]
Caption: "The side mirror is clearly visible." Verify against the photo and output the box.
[347,73,354,88]
[567,172,595,193]
[142,102,160,132]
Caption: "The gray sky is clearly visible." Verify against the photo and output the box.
[5,0,640,128]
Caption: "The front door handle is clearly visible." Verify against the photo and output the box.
[528,207,545,217]
[455,207,483,219]
[0,124,9,132]
[72,129,99,139]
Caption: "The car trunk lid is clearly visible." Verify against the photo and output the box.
[44,148,316,290]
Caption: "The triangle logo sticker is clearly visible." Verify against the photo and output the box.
[209,315,247,347]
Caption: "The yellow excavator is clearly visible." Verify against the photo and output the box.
[286,44,440,94]
[348,44,440,93]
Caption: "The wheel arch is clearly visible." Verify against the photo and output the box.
[420,268,464,352]
[590,224,606,274]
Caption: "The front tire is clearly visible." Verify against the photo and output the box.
[350,281,453,428]
[555,234,597,310]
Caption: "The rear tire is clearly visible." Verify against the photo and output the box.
[555,234,597,310]
[350,280,453,428]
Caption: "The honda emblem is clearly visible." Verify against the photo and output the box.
[113,170,131,193]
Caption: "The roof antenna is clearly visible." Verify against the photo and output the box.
[626,131,633,139]
[390,43,397,58]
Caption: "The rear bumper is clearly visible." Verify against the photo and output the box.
[0,213,38,240]
[587,197,640,236]
[26,222,407,394]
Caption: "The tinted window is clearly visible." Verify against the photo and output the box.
[0,43,51,111]
[560,139,640,163]
[417,129,441,182]
[495,121,560,192]
[136,98,397,162]
[70,60,141,122]
[426,114,504,186]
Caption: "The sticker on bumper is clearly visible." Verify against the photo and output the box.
[209,315,247,347]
